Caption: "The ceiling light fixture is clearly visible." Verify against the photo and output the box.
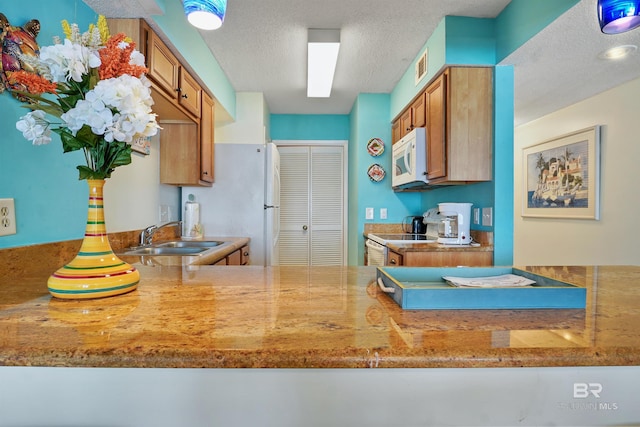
[598,44,638,59]
[598,0,640,34]
[307,29,341,98]
[184,0,227,30]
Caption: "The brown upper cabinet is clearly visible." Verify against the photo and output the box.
[107,19,215,187]
[392,66,493,186]
[393,92,426,143]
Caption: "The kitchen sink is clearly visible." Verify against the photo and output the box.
[120,240,226,257]
[122,246,210,256]
[156,240,224,248]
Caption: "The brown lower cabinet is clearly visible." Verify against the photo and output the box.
[212,245,250,265]
[387,249,492,267]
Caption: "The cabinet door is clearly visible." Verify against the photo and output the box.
[227,249,242,265]
[147,29,179,100]
[391,119,401,145]
[425,72,446,180]
[411,92,426,128]
[399,108,413,137]
[159,123,200,185]
[178,69,202,118]
[200,92,215,183]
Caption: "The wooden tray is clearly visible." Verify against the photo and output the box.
[376,267,586,310]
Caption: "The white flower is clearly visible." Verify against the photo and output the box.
[58,74,159,144]
[16,111,52,145]
[39,39,101,83]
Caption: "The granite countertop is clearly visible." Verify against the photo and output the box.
[385,240,494,253]
[2,263,640,369]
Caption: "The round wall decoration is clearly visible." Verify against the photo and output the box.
[366,138,384,156]
[367,164,386,182]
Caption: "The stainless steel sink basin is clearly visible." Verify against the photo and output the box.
[121,240,226,256]
[123,246,210,256]
[157,240,224,248]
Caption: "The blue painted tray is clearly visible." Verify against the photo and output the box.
[376,267,586,310]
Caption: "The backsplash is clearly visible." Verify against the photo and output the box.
[0,228,180,278]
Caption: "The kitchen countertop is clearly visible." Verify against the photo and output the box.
[365,232,493,253]
[2,263,640,369]
[385,240,493,253]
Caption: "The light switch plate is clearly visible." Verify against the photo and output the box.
[473,208,480,225]
[365,207,374,220]
[380,208,387,219]
[482,207,493,227]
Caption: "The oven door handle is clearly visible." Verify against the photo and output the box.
[377,277,395,293]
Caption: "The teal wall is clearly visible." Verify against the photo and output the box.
[495,0,581,62]
[270,115,350,140]
[0,0,97,248]
[349,95,422,265]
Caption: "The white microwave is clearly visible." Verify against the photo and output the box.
[392,127,428,189]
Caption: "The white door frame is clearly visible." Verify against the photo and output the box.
[273,140,348,265]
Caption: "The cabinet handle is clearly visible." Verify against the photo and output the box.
[390,259,397,265]
[202,171,208,175]
[243,251,249,256]
[182,93,188,99]
[302,225,308,231]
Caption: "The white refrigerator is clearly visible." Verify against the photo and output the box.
[181,143,280,266]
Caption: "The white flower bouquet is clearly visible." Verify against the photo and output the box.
[13,16,159,179]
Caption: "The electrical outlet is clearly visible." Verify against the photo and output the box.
[0,198,17,236]
[380,208,387,219]
[482,207,493,227]
[365,207,374,220]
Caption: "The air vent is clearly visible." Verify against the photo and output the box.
[414,49,428,86]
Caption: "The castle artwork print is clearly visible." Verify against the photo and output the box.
[522,126,600,220]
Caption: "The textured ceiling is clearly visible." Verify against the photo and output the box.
[83,0,640,125]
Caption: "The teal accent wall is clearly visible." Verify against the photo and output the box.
[492,65,515,266]
[444,17,496,65]
[495,0,581,62]
[0,0,98,248]
[270,115,350,140]
[390,20,446,120]
[349,94,421,265]
[152,0,236,120]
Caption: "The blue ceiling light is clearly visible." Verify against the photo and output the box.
[184,0,227,30]
[598,0,640,34]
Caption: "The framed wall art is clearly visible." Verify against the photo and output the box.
[522,126,601,219]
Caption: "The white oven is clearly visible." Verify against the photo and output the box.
[365,238,386,266]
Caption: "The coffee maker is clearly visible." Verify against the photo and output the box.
[437,202,472,245]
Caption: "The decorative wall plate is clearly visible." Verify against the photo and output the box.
[367,164,386,182]
[367,138,385,156]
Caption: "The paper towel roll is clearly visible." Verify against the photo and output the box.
[182,200,203,239]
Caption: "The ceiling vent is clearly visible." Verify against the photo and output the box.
[415,49,428,86]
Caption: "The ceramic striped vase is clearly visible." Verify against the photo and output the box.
[47,179,139,299]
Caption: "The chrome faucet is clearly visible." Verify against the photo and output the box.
[139,221,182,246]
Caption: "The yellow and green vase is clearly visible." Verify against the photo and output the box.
[47,179,139,299]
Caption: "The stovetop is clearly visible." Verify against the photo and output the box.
[368,233,438,245]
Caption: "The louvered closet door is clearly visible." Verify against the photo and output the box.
[279,145,344,265]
